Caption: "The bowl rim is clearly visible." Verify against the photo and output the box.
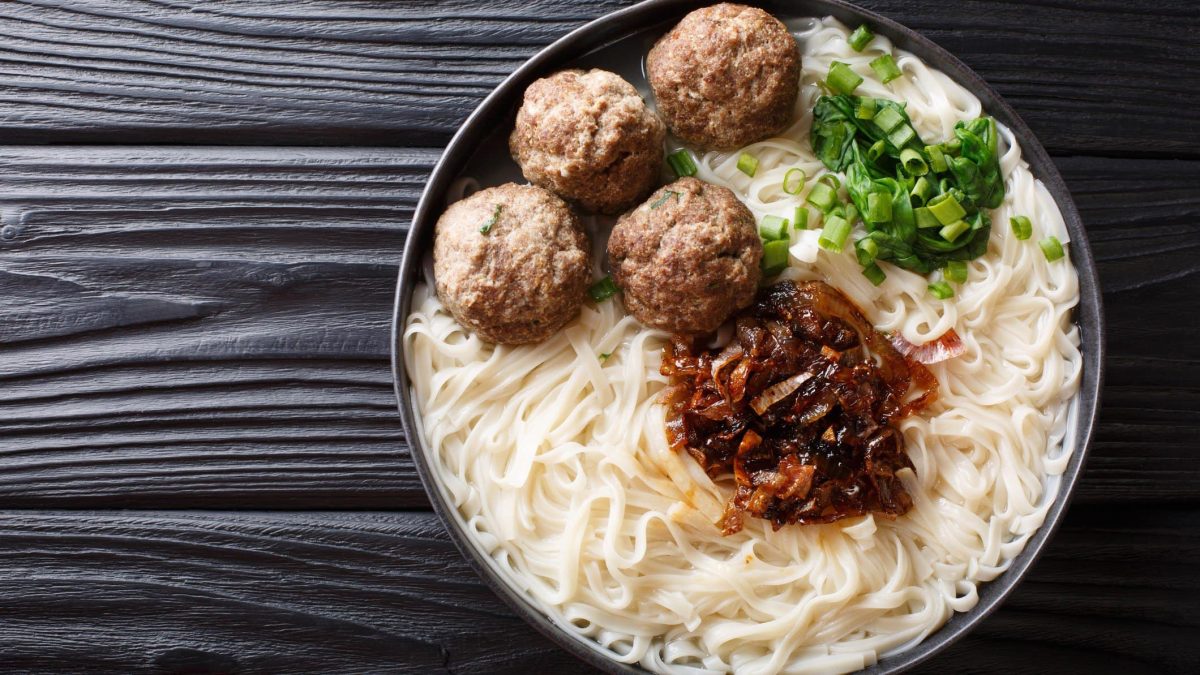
[390,1,1106,672]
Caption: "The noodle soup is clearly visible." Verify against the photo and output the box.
[404,15,1081,675]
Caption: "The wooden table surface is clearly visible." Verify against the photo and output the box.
[2,1,1198,672]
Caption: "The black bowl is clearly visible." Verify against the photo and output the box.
[391,1,1105,672]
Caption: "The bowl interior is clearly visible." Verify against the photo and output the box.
[392,1,1104,672]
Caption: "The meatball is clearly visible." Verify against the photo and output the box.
[647,3,800,150]
[433,183,591,345]
[608,177,762,334]
[510,69,666,215]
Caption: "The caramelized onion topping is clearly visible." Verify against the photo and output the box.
[662,280,938,535]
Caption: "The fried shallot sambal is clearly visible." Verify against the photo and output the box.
[661,280,938,534]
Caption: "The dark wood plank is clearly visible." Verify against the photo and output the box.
[0,146,423,507]
[1,148,1197,507]
[0,506,1193,673]
[1063,156,1200,503]
[0,510,586,673]
[0,0,1196,156]
[0,0,630,147]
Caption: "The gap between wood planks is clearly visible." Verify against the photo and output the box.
[0,505,1193,673]
[0,146,1197,509]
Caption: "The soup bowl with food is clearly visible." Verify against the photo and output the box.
[392,1,1103,673]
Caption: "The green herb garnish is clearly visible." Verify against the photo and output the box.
[944,260,968,283]
[479,204,502,234]
[782,167,806,195]
[588,276,619,302]
[928,281,955,299]
[667,149,697,178]
[736,152,759,177]
[761,239,790,277]
[862,262,886,286]
[759,215,789,241]
[1039,236,1065,262]
[793,206,810,229]
[810,93,1005,281]
[650,190,681,209]
[848,24,874,52]
[1010,215,1033,240]
[870,54,902,83]
[818,215,851,253]
[827,61,863,95]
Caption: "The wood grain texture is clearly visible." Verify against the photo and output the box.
[0,1,1196,673]
[0,507,1193,673]
[0,0,1197,155]
[0,146,422,507]
[2,148,1197,507]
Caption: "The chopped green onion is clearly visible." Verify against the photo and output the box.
[843,201,859,225]
[737,152,759,177]
[914,206,940,229]
[940,219,970,242]
[794,206,810,229]
[667,149,697,178]
[944,260,968,283]
[599,352,612,362]
[479,204,502,234]
[943,137,961,154]
[910,177,934,206]
[819,173,842,190]
[848,24,874,52]
[806,181,838,212]
[1010,215,1033,240]
[873,106,904,132]
[925,145,948,173]
[782,168,806,195]
[928,281,955,300]
[827,61,863,95]
[650,189,680,209]
[927,193,967,225]
[761,239,791,276]
[900,148,928,176]
[867,139,887,162]
[856,237,879,266]
[870,54,902,83]
[818,215,851,252]
[759,215,789,241]
[862,262,887,286]
[866,192,892,223]
[1039,236,1065,262]
[887,124,915,149]
[856,98,877,120]
[588,276,619,302]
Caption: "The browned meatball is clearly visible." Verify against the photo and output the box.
[433,183,591,344]
[647,3,800,151]
[608,177,762,334]
[510,69,666,215]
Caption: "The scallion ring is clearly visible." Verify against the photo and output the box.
[782,168,806,195]
[1010,215,1033,240]
[818,215,851,252]
[870,54,902,83]
[928,281,955,300]
[862,262,886,286]
[1039,236,1065,262]
[667,149,697,178]
[736,152,759,178]
[848,24,874,52]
